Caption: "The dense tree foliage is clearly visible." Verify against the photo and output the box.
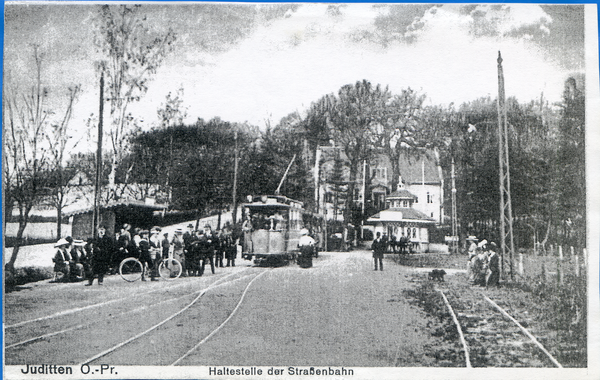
[120,76,584,250]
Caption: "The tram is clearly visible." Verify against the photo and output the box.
[241,195,324,266]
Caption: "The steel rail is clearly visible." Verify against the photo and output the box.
[483,295,563,368]
[437,289,472,368]
[76,270,262,366]
[6,272,257,350]
[170,269,269,366]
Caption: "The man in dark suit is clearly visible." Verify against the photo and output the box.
[371,232,386,271]
[138,230,158,281]
[199,224,217,275]
[86,226,114,286]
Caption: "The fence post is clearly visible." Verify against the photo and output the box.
[559,245,563,261]
[570,246,574,261]
[575,253,580,277]
[583,248,588,269]
[518,252,524,276]
[558,246,564,285]
[541,261,546,283]
[550,244,554,257]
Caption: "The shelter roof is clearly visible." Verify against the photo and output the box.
[64,200,167,217]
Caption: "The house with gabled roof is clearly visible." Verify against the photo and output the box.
[315,146,443,249]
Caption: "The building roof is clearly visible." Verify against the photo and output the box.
[64,199,167,217]
[387,189,417,200]
[398,151,440,185]
[366,207,435,224]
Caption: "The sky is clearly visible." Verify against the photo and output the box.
[3,3,587,151]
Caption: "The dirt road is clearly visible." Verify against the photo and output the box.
[5,250,439,367]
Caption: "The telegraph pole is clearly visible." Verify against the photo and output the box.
[497,51,516,280]
[232,130,239,225]
[451,157,458,255]
[92,72,104,237]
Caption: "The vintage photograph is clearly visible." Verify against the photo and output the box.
[3,2,597,379]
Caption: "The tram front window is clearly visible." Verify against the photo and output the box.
[250,209,288,231]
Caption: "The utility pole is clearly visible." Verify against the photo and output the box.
[232,130,239,225]
[361,159,366,239]
[451,157,458,255]
[92,72,104,237]
[497,51,516,281]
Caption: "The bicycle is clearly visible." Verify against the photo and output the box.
[119,249,183,282]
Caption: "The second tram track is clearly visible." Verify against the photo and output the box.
[437,288,562,368]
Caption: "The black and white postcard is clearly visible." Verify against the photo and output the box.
[3,3,599,379]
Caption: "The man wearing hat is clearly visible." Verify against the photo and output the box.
[198,224,217,275]
[371,232,386,271]
[139,230,158,281]
[86,226,114,286]
[486,242,500,287]
[172,228,186,276]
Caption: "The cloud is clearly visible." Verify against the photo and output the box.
[405,4,553,41]
[135,3,576,128]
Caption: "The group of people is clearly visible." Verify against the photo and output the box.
[466,236,500,287]
[52,221,240,286]
[52,225,115,285]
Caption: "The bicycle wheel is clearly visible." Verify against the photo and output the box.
[159,258,182,280]
[119,257,143,282]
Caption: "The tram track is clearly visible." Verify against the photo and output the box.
[4,268,262,364]
[437,288,562,368]
[5,271,258,350]
[79,269,270,366]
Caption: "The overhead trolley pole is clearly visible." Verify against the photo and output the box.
[496,51,516,281]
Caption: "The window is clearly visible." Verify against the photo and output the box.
[427,192,433,204]
[403,200,408,207]
[325,192,333,203]
[371,167,387,181]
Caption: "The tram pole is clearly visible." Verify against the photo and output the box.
[232,130,239,225]
[92,72,104,237]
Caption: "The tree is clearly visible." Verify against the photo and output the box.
[376,87,426,192]
[93,4,177,196]
[44,85,81,238]
[327,80,390,222]
[555,76,585,247]
[3,46,78,272]
[328,151,348,221]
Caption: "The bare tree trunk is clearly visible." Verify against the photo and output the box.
[6,222,27,272]
[57,206,62,239]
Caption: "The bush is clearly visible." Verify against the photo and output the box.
[5,266,54,291]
